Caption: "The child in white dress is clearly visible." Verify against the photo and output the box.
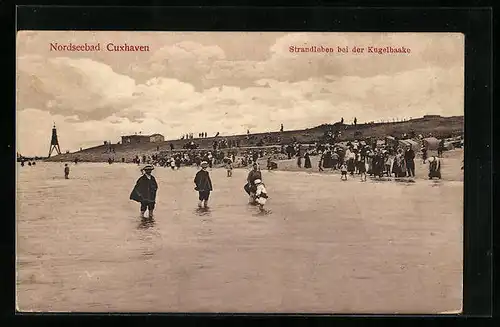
[340,163,348,180]
[254,179,268,211]
[224,157,233,177]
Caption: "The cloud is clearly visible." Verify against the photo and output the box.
[131,41,226,89]
[198,33,465,87]
[17,56,137,120]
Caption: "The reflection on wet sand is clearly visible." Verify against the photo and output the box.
[138,217,156,230]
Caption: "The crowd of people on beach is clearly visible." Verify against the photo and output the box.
[315,141,421,179]
[284,138,444,181]
[97,133,446,183]
[123,147,284,171]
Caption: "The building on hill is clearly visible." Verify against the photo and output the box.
[121,135,150,144]
[121,133,165,144]
[149,134,165,143]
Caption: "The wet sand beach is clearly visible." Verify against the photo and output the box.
[16,155,463,313]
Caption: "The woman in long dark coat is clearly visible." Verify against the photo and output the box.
[392,150,406,177]
[304,152,312,168]
[322,150,332,169]
[371,152,384,178]
[130,165,158,218]
[347,151,356,175]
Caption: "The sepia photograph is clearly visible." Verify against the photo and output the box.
[16,31,464,313]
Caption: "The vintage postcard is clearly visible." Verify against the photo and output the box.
[16,31,464,313]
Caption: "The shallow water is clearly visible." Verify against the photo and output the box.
[16,162,463,313]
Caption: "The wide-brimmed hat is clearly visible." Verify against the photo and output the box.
[142,165,154,171]
[201,161,208,168]
[427,156,436,163]
[254,179,262,184]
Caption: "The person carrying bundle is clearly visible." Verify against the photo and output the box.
[427,156,442,179]
[244,162,262,202]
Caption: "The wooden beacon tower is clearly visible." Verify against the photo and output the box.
[48,123,61,158]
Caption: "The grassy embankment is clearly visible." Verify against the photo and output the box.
[45,116,463,163]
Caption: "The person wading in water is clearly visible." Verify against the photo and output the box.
[427,156,442,180]
[244,162,262,203]
[194,161,213,208]
[64,164,70,179]
[130,165,158,219]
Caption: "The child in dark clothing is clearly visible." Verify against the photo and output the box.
[194,161,213,208]
[64,164,70,179]
[129,165,158,218]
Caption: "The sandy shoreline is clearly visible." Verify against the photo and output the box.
[36,149,463,182]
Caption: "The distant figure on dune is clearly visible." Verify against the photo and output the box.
[64,164,70,179]
[280,124,284,132]
[194,161,213,209]
[130,165,158,219]
[28,162,32,166]
[32,161,36,166]
[21,161,25,167]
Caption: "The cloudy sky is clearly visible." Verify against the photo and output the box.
[16,31,464,156]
